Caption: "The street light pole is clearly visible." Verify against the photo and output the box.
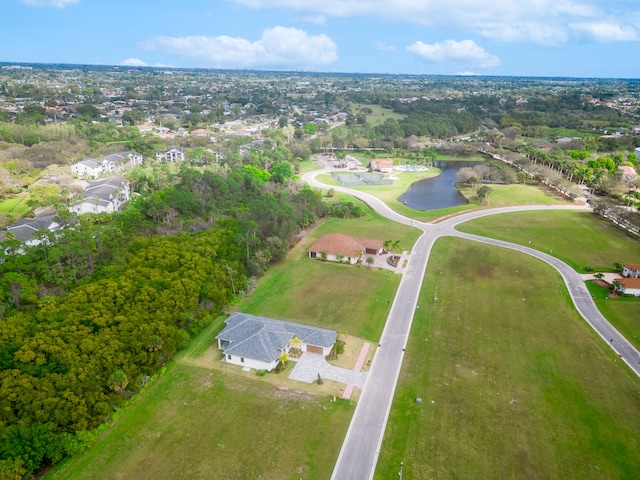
[399,461,403,479]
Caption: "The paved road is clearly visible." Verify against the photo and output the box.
[302,169,640,480]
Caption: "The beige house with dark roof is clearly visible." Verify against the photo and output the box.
[308,233,384,264]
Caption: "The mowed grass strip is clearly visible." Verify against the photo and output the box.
[375,238,640,479]
[0,194,30,216]
[458,183,569,206]
[457,210,640,272]
[586,280,640,351]
[50,361,353,480]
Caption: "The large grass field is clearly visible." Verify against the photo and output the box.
[457,183,569,207]
[50,320,354,480]
[375,238,640,479]
[0,193,30,216]
[457,210,640,272]
[357,104,406,126]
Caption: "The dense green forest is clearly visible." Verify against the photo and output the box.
[0,160,335,477]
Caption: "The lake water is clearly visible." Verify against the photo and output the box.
[397,160,484,210]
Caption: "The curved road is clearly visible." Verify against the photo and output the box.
[302,169,640,480]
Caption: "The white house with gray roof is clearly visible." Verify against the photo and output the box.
[3,213,61,247]
[70,178,130,215]
[71,151,142,178]
[216,312,337,372]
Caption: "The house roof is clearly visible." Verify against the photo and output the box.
[72,178,128,209]
[74,157,103,169]
[618,166,638,177]
[620,278,640,289]
[5,213,59,242]
[624,264,640,271]
[308,233,384,257]
[371,158,394,169]
[216,312,337,364]
[103,151,137,164]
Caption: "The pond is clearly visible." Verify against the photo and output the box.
[397,160,485,210]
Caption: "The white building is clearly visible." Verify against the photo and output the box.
[70,178,131,215]
[71,151,142,178]
[216,312,337,372]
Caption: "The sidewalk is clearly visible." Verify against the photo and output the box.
[342,342,371,400]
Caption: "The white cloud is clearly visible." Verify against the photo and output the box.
[140,26,338,69]
[228,0,637,45]
[120,59,176,68]
[301,14,327,25]
[570,22,637,42]
[121,58,148,67]
[407,39,499,68]
[479,22,569,45]
[375,42,396,52]
[21,0,78,7]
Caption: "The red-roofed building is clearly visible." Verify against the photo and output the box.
[618,165,637,181]
[369,158,395,173]
[616,277,640,296]
[308,233,384,264]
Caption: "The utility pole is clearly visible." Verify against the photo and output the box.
[399,461,403,480]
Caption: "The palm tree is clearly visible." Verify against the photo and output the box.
[278,351,289,367]
[365,256,374,269]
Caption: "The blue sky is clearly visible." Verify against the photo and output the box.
[4,0,640,78]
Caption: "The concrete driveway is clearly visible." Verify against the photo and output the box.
[289,352,367,390]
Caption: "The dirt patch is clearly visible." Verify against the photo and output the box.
[474,264,494,278]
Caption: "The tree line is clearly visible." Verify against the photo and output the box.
[0,157,332,477]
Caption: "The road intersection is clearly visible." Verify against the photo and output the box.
[302,169,640,480]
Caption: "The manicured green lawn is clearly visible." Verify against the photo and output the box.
[458,183,569,206]
[50,343,353,480]
[0,194,30,216]
[357,104,406,126]
[457,210,640,272]
[585,280,640,351]
[375,238,640,479]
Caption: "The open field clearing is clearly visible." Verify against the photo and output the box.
[356,104,406,126]
[0,194,30,216]
[50,358,353,480]
[457,183,570,206]
[375,238,640,479]
[457,210,640,272]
